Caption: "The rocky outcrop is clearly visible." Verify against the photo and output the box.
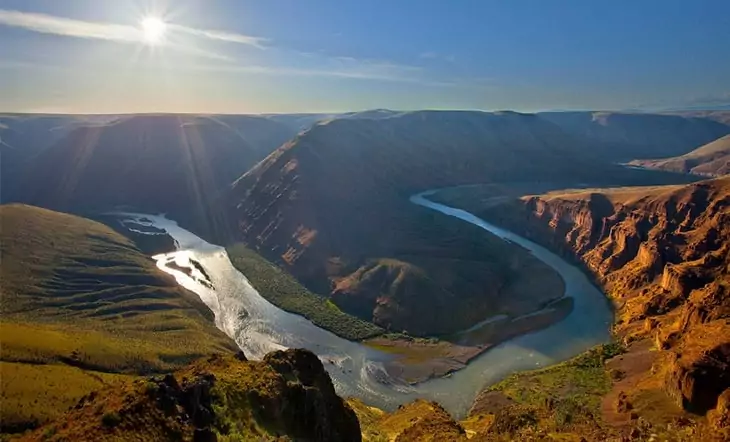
[145,373,218,441]
[664,323,730,413]
[261,349,361,441]
[482,177,730,420]
[350,398,469,442]
[709,389,730,438]
[21,350,362,442]
[490,178,730,319]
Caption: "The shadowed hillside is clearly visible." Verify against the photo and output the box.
[228,110,696,338]
[630,134,730,177]
[539,111,730,161]
[0,114,86,201]
[230,111,590,336]
[16,114,298,241]
[667,110,730,125]
[0,204,237,434]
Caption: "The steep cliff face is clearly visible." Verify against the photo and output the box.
[229,111,606,335]
[21,350,361,442]
[482,177,730,417]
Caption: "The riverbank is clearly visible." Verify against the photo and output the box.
[226,243,384,341]
[365,296,575,384]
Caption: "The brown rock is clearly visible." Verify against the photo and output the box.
[664,326,730,413]
[708,389,730,432]
[262,348,362,441]
[615,391,633,413]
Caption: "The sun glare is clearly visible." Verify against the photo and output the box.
[141,17,167,45]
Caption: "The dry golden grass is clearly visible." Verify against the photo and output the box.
[351,398,466,442]
[0,362,133,432]
[18,354,346,442]
[0,204,237,435]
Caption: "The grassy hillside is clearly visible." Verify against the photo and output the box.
[18,351,361,442]
[227,243,383,340]
[0,204,237,435]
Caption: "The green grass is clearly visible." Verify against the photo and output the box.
[19,354,341,442]
[364,336,453,366]
[0,361,133,434]
[227,243,383,340]
[487,343,625,433]
[0,204,238,434]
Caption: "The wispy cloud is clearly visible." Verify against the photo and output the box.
[169,24,267,48]
[0,9,141,42]
[0,9,266,50]
[0,9,482,88]
[189,62,464,87]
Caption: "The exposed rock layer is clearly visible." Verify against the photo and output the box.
[481,177,730,416]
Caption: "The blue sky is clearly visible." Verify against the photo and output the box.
[1,0,729,113]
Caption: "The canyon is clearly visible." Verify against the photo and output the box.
[3,110,730,440]
[431,176,730,439]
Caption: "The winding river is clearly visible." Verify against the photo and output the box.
[117,190,612,418]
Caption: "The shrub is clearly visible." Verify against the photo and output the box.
[101,411,122,428]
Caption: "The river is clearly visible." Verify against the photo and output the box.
[116,190,612,418]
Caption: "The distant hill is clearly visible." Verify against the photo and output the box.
[0,115,86,201]
[665,110,730,125]
[629,135,730,177]
[263,109,400,132]
[0,204,236,433]
[263,113,336,131]
[17,114,298,240]
[539,111,730,161]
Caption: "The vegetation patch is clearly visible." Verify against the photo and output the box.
[18,353,360,442]
[482,343,625,437]
[227,243,383,340]
[0,361,133,434]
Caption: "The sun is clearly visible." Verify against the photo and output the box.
[140,17,167,45]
